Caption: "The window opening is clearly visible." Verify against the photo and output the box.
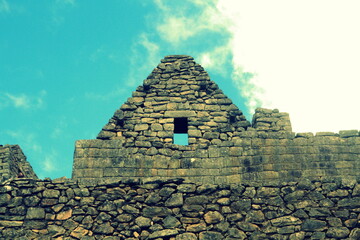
[174,118,188,145]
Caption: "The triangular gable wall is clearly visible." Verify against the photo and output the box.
[97,55,250,147]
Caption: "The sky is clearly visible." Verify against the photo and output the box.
[1,0,359,179]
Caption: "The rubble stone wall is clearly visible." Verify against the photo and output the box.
[0,178,360,239]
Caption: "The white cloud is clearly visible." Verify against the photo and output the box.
[215,0,360,133]
[0,90,46,110]
[155,0,228,45]
[44,150,57,172]
[149,0,360,133]
[128,33,160,87]
[198,42,232,76]
[4,130,42,153]
[0,0,10,13]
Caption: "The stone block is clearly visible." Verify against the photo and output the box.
[339,130,358,138]
[164,111,196,118]
[229,147,242,156]
[134,124,149,131]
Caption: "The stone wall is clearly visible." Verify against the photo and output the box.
[72,55,360,185]
[0,178,360,239]
[0,145,37,183]
[73,132,360,185]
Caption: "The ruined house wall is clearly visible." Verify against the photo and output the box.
[0,178,360,239]
[72,55,360,185]
[0,145,37,183]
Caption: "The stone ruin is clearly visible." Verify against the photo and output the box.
[0,145,37,182]
[1,55,360,239]
[71,55,360,185]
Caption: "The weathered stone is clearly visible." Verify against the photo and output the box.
[289,231,305,240]
[326,227,350,238]
[163,215,181,228]
[135,216,152,228]
[204,211,224,224]
[42,189,60,198]
[0,193,11,206]
[48,225,66,237]
[122,204,140,214]
[349,228,360,239]
[301,219,326,231]
[337,197,360,208]
[26,207,45,219]
[231,199,251,212]
[70,226,89,239]
[148,229,178,239]
[0,220,23,227]
[185,195,209,205]
[143,207,171,217]
[236,222,260,232]
[164,111,196,118]
[56,209,72,220]
[257,187,280,197]
[186,222,207,232]
[271,216,302,227]
[116,214,133,222]
[199,231,223,240]
[165,193,183,207]
[176,232,197,240]
[228,227,246,239]
[93,222,114,234]
[24,220,47,229]
[134,124,149,131]
[245,210,265,223]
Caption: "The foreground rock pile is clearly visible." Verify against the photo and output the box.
[0,178,360,239]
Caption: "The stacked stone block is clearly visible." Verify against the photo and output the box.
[0,145,37,183]
[73,55,360,185]
[96,55,250,147]
[1,178,360,239]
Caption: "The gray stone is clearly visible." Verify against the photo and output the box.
[148,229,179,239]
[135,216,152,228]
[0,193,11,206]
[326,227,350,238]
[176,232,197,240]
[143,207,171,217]
[42,189,60,198]
[301,219,326,231]
[204,211,224,224]
[163,215,181,228]
[337,197,360,208]
[25,207,45,219]
[165,193,183,207]
[228,227,246,239]
[231,199,251,212]
[93,222,114,234]
[185,195,209,205]
[164,111,196,118]
[199,231,223,240]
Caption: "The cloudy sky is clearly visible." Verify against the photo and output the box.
[1,0,359,179]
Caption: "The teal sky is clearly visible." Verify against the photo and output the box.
[0,1,250,179]
[1,0,359,179]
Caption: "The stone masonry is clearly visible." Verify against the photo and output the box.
[1,54,360,240]
[0,177,360,239]
[0,145,37,183]
[72,55,360,185]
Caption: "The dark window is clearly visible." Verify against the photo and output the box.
[174,118,188,145]
[174,118,188,133]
